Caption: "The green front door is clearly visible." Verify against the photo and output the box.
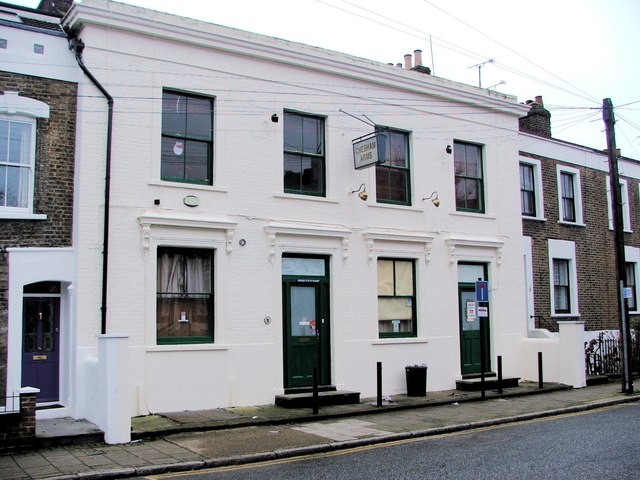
[458,284,491,375]
[283,256,331,389]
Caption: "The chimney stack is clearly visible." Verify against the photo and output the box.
[404,54,412,70]
[519,95,552,138]
[414,49,423,67]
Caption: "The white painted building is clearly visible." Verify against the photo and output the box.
[56,0,545,440]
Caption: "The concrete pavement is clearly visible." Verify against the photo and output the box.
[1,381,638,480]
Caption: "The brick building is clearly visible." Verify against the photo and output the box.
[519,97,640,335]
[0,2,78,409]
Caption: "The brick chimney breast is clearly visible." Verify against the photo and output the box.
[519,96,552,138]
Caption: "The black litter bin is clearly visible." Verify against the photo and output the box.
[405,364,427,396]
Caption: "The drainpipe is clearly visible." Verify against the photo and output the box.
[69,37,113,335]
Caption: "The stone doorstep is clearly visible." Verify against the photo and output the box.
[275,390,361,408]
[455,376,520,391]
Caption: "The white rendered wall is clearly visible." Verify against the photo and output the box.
[68,0,530,414]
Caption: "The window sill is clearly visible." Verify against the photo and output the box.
[450,210,496,220]
[367,203,422,212]
[372,338,429,345]
[149,180,228,193]
[522,216,547,222]
[558,221,585,227]
[0,212,47,220]
[551,313,581,319]
[147,344,229,352]
[273,192,339,204]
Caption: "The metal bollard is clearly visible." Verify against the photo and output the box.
[497,355,503,395]
[538,352,544,389]
[376,362,383,408]
[312,367,319,414]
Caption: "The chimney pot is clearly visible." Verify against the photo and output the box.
[535,95,543,106]
[404,54,412,70]
[414,49,423,67]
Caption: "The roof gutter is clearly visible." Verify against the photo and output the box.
[68,36,113,335]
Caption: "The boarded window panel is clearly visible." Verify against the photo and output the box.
[394,261,413,295]
[378,297,413,320]
[377,260,394,295]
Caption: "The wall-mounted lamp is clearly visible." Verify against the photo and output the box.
[350,183,368,201]
[446,145,452,154]
[271,113,279,123]
[422,191,440,207]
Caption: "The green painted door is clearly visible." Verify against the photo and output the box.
[459,285,490,375]
[282,256,331,389]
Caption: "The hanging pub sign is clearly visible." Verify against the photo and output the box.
[352,130,387,170]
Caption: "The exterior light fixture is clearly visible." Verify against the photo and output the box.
[271,113,279,123]
[446,145,452,154]
[422,191,440,207]
[350,183,368,201]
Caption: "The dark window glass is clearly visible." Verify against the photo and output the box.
[376,130,410,205]
[553,259,570,314]
[283,112,325,195]
[157,248,214,344]
[520,163,536,216]
[377,258,416,338]
[454,142,484,212]
[626,262,637,311]
[161,91,213,185]
[560,172,576,222]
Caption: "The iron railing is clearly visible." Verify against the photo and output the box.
[0,394,20,415]
[585,331,640,375]
[530,315,559,332]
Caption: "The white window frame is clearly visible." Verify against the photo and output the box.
[520,158,545,221]
[625,246,640,314]
[556,165,584,226]
[606,176,631,232]
[548,239,579,317]
[0,92,49,219]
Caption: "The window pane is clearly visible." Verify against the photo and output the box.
[8,122,31,164]
[162,92,186,136]
[186,96,212,140]
[284,153,301,190]
[378,297,413,320]
[184,140,210,183]
[157,248,213,343]
[395,261,413,295]
[302,116,323,155]
[387,168,408,203]
[290,286,316,337]
[161,137,185,180]
[300,156,323,192]
[0,120,7,162]
[282,257,325,276]
[6,165,28,207]
[284,113,303,153]
[388,131,407,167]
[377,260,394,295]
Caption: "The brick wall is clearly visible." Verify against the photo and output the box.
[0,72,77,398]
[522,151,640,331]
[0,391,37,449]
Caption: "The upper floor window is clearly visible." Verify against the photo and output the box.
[375,129,410,205]
[157,247,214,344]
[454,141,484,213]
[283,111,325,196]
[606,177,631,232]
[377,258,416,338]
[556,165,583,225]
[0,118,34,211]
[552,258,571,314]
[625,262,637,312]
[548,239,578,317]
[161,90,214,185]
[520,163,536,217]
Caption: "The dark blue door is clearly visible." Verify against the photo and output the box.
[22,296,60,402]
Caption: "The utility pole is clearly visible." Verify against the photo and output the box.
[603,97,634,394]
